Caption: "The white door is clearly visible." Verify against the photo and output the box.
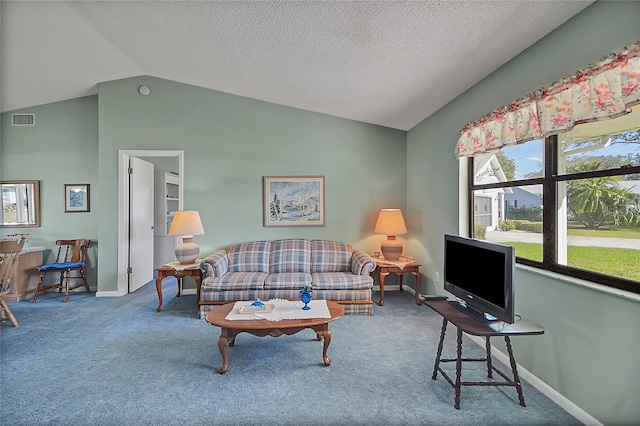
[129,157,155,292]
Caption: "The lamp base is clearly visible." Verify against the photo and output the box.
[381,236,403,261]
[175,236,200,264]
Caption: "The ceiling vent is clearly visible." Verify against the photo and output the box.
[11,113,35,126]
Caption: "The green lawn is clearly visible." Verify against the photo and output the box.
[567,225,640,239]
[506,241,640,282]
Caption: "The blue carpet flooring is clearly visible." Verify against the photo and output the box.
[0,281,582,425]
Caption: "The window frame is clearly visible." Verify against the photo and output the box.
[468,135,640,295]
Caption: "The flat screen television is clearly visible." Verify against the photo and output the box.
[443,234,515,324]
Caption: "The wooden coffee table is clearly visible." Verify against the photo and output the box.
[205,300,344,374]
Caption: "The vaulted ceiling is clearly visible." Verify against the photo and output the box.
[1,1,593,130]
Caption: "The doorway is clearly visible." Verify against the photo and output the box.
[117,150,184,296]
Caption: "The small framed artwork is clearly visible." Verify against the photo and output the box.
[263,176,325,227]
[64,184,90,213]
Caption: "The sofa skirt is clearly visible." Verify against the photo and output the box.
[198,288,373,319]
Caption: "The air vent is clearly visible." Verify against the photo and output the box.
[11,113,35,126]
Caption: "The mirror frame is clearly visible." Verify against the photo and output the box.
[1,180,41,228]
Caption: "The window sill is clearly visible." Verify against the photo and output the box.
[516,263,640,303]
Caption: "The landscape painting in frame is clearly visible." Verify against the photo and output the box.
[64,184,90,213]
[263,176,325,227]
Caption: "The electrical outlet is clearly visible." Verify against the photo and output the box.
[435,271,440,283]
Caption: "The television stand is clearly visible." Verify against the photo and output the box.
[448,300,489,323]
[423,299,544,409]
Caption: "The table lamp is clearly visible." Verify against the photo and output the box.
[374,208,407,261]
[168,210,205,264]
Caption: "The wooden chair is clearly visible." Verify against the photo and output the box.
[31,239,91,303]
[0,236,27,327]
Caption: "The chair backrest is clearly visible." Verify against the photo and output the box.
[7,233,29,243]
[54,239,90,263]
[0,238,25,294]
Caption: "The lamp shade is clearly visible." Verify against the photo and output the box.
[375,209,407,236]
[168,210,204,264]
[375,209,407,261]
[168,210,204,237]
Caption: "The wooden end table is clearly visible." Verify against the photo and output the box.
[205,301,344,374]
[154,261,202,313]
[373,257,422,306]
[423,299,544,409]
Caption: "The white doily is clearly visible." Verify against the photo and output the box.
[224,299,330,322]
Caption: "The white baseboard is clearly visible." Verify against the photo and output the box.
[95,289,127,297]
[95,287,194,298]
[466,335,602,426]
[373,284,402,292]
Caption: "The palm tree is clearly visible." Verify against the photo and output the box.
[566,163,637,228]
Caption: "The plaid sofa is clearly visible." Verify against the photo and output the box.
[198,239,376,318]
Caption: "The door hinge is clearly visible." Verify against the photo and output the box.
[128,167,133,175]
[127,267,132,274]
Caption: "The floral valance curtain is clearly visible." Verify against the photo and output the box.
[455,40,640,159]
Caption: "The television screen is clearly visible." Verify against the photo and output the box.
[444,234,515,323]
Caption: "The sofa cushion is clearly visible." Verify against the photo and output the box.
[228,241,271,273]
[311,272,373,290]
[264,272,312,289]
[269,239,311,273]
[202,272,268,291]
[310,240,352,273]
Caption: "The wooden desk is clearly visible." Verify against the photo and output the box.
[4,246,44,302]
[154,262,201,313]
[373,257,422,306]
[423,299,544,409]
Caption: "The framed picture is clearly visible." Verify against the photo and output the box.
[64,184,90,213]
[263,176,325,227]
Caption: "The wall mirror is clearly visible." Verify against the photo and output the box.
[1,180,41,227]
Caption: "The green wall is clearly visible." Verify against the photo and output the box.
[0,96,99,286]
[407,2,640,424]
[96,76,406,292]
[1,78,406,294]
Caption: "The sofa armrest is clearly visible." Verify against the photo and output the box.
[200,250,229,278]
[351,250,376,275]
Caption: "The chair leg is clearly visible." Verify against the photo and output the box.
[31,272,46,303]
[32,268,90,303]
[64,270,71,303]
[81,268,90,292]
[0,300,19,327]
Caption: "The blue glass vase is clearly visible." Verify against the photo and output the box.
[299,286,312,310]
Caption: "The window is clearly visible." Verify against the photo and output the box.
[469,108,640,294]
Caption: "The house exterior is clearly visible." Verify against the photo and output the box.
[503,184,543,223]
[472,153,512,231]
[618,180,640,208]
[504,185,543,211]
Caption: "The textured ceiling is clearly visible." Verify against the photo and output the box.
[1,1,592,130]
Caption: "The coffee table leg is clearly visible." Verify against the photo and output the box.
[217,335,229,374]
[322,328,332,365]
[217,328,238,374]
